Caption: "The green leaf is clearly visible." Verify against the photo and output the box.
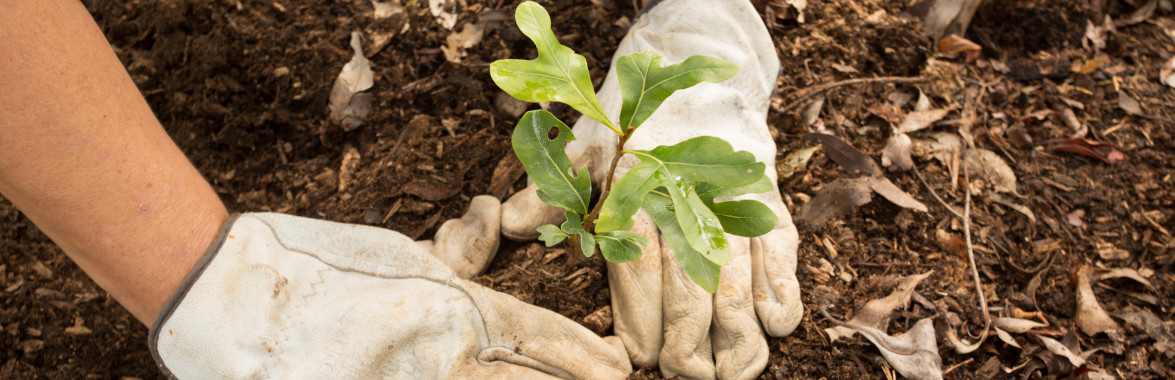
[617,51,738,130]
[709,199,777,237]
[560,212,596,257]
[511,110,591,215]
[695,176,774,203]
[489,2,618,133]
[643,191,720,292]
[662,180,729,265]
[536,224,568,247]
[597,136,764,233]
[596,230,648,263]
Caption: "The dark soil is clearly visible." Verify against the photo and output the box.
[2,0,1173,379]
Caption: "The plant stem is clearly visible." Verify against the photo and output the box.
[582,127,632,230]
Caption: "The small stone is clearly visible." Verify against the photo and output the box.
[363,209,383,225]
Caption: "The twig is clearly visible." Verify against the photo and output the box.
[777,76,927,115]
[914,163,992,352]
[942,358,975,376]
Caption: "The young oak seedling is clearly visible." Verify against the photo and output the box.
[489,1,777,292]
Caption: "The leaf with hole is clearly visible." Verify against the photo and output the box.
[511,110,591,215]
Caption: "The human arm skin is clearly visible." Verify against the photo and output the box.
[0,0,228,324]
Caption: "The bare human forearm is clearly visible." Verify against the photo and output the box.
[0,0,227,324]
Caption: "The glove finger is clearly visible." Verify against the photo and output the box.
[605,210,663,368]
[431,195,501,278]
[458,280,632,380]
[500,184,565,241]
[750,199,803,337]
[710,236,768,380]
[658,235,716,380]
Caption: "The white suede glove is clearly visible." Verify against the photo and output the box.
[500,1,802,379]
[150,196,631,379]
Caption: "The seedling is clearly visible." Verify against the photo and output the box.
[490,2,777,292]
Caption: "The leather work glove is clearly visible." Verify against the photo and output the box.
[500,1,802,379]
[150,195,631,379]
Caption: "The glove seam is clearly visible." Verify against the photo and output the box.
[147,213,242,380]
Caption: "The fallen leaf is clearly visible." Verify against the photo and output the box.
[329,32,375,131]
[806,133,881,177]
[429,0,458,29]
[795,177,874,226]
[991,193,1035,222]
[824,310,943,380]
[1039,336,1086,367]
[1117,305,1175,354]
[936,34,981,62]
[994,327,1020,348]
[442,21,486,63]
[898,108,952,134]
[825,271,932,342]
[964,148,1017,194]
[1074,265,1120,335]
[1116,0,1158,27]
[1117,91,1145,116]
[830,62,857,73]
[882,133,914,170]
[778,145,820,179]
[1044,137,1126,163]
[1096,267,1154,289]
[868,176,928,212]
[796,176,927,225]
[801,96,826,127]
[993,317,1047,333]
[402,179,461,201]
[1083,16,1114,51]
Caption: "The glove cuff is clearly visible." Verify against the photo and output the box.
[147,213,242,379]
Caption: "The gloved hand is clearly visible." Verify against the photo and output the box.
[150,195,631,379]
[500,1,802,379]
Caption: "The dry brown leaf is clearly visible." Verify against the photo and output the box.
[836,317,944,380]
[898,108,952,134]
[991,193,1035,222]
[806,133,882,177]
[868,177,929,212]
[329,32,375,131]
[371,0,403,19]
[994,327,1020,348]
[1118,91,1145,116]
[443,22,486,63]
[1039,336,1086,367]
[1097,267,1155,289]
[1117,305,1175,354]
[826,271,933,342]
[801,96,826,127]
[429,0,458,29]
[795,177,873,226]
[936,34,981,62]
[964,148,1017,194]
[1083,16,1114,51]
[778,145,820,180]
[882,133,914,171]
[1075,266,1120,335]
[993,317,1047,333]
